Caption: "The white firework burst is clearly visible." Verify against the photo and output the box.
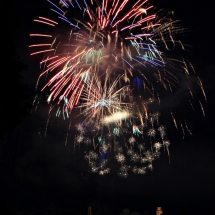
[154,142,163,151]
[75,123,85,134]
[158,125,166,139]
[132,166,138,174]
[75,135,84,144]
[91,165,99,173]
[99,168,110,175]
[88,151,98,160]
[130,153,140,162]
[140,157,148,164]
[128,136,136,144]
[115,153,126,163]
[145,151,155,162]
[147,128,156,137]
[138,144,145,151]
[127,149,134,156]
[137,167,147,175]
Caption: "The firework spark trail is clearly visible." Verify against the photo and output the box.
[181,123,185,139]
[30,0,205,177]
[189,99,194,111]
[184,120,192,136]
[45,116,51,137]
[31,94,38,113]
[197,76,207,102]
[171,111,178,129]
[65,121,72,146]
[198,100,205,118]
[34,95,42,112]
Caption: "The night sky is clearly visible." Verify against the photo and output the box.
[1,0,215,215]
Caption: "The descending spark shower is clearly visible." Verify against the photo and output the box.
[30,0,206,177]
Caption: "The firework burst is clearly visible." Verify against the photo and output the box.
[30,0,206,177]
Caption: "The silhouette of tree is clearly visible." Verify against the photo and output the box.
[0,1,30,141]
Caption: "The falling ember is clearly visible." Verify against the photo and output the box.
[184,120,192,136]
[181,123,185,139]
[197,76,207,102]
[198,100,205,118]
[171,111,178,129]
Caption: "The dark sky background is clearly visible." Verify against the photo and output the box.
[1,0,215,215]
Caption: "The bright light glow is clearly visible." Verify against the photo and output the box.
[103,111,130,123]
